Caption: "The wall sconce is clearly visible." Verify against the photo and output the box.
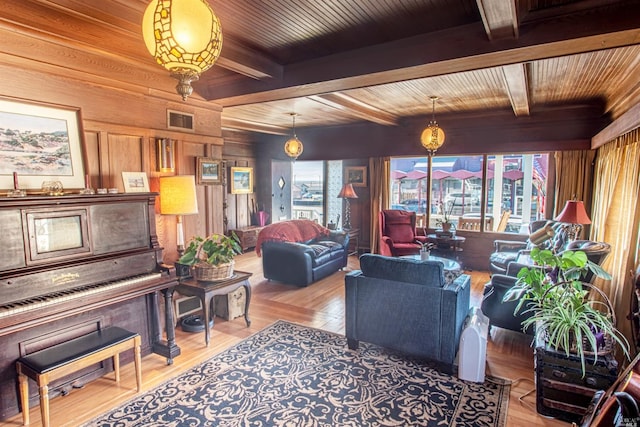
[157,138,175,173]
[159,176,199,256]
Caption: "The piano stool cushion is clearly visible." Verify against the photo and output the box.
[16,326,142,427]
[18,326,138,374]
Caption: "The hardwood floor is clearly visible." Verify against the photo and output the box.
[1,252,569,427]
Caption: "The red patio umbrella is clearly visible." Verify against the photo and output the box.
[503,169,524,181]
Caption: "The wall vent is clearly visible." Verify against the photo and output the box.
[167,110,195,132]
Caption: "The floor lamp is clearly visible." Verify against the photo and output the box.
[338,183,358,230]
[159,176,199,256]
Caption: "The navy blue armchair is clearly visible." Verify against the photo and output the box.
[345,253,471,371]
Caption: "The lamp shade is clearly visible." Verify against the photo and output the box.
[159,176,199,215]
[338,183,358,199]
[555,200,591,224]
[142,0,223,75]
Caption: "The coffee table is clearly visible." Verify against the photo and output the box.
[400,254,463,285]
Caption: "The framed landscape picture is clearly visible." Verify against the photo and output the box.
[345,166,367,187]
[230,167,253,194]
[122,172,150,193]
[0,98,86,191]
[197,157,222,185]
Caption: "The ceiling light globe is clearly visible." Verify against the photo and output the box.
[284,137,304,159]
[420,123,445,154]
[142,0,223,75]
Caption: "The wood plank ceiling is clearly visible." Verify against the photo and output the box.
[0,0,639,136]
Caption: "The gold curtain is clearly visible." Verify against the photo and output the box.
[591,128,640,354]
[553,149,596,215]
[369,157,390,254]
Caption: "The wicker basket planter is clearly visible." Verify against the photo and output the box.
[192,260,234,281]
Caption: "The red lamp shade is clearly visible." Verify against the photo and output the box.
[338,183,358,199]
[555,200,591,224]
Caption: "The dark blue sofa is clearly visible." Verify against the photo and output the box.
[345,253,471,371]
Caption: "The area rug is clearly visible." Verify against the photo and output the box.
[84,320,510,426]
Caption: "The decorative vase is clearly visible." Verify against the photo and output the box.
[442,222,452,232]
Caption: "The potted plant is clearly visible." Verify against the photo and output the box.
[504,247,630,376]
[178,232,243,281]
[436,201,455,232]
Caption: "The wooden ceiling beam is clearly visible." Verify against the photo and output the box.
[209,41,282,81]
[476,0,519,40]
[501,63,530,116]
[207,2,640,107]
[221,117,289,136]
[307,93,398,126]
[592,101,640,149]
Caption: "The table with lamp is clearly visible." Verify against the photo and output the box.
[338,183,360,256]
[159,176,252,345]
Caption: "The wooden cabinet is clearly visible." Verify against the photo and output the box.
[230,226,265,252]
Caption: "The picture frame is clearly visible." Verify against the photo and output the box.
[345,166,367,187]
[121,172,150,193]
[196,157,222,185]
[0,98,86,191]
[230,167,253,194]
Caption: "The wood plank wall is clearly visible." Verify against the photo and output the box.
[0,63,259,264]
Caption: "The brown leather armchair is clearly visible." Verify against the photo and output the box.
[378,210,428,257]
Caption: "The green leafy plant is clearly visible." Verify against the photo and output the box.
[503,247,629,376]
[178,232,242,267]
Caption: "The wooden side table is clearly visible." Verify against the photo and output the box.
[344,228,360,256]
[176,271,252,346]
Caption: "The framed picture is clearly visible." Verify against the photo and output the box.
[345,166,367,187]
[196,157,222,185]
[122,172,150,193]
[0,98,86,191]
[230,167,253,194]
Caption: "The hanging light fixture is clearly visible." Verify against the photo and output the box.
[284,113,303,160]
[142,0,223,101]
[420,96,446,156]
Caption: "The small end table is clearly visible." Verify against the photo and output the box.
[426,234,466,261]
[176,271,252,346]
[343,228,360,256]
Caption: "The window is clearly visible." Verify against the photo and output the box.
[292,161,325,224]
[389,153,549,234]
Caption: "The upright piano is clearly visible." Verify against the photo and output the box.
[0,192,179,420]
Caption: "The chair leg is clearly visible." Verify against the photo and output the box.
[347,338,359,350]
[17,371,29,426]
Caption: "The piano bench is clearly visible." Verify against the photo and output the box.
[16,326,142,427]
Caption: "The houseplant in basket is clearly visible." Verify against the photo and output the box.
[178,232,243,281]
[504,247,630,376]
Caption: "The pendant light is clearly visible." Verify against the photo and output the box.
[284,113,303,160]
[420,96,446,156]
[142,0,223,101]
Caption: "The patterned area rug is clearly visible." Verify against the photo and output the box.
[84,321,510,426]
